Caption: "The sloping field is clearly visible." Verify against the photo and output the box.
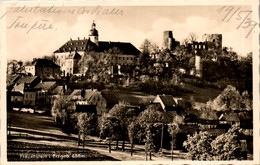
[106,84,221,106]
[104,89,155,106]
[182,84,221,103]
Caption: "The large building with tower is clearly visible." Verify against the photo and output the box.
[54,21,140,76]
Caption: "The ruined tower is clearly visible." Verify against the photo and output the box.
[202,34,222,50]
[163,31,179,50]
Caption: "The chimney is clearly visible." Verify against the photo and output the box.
[78,37,80,40]
[70,38,72,41]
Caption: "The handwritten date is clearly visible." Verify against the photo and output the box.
[217,6,258,38]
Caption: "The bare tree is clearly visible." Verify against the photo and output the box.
[188,32,198,42]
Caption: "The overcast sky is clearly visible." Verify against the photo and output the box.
[5,5,254,62]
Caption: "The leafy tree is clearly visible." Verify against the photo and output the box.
[183,124,243,160]
[139,39,158,63]
[183,131,213,160]
[137,104,163,160]
[211,124,242,160]
[206,85,252,111]
[77,51,113,83]
[51,95,70,125]
[42,54,57,63]
[76,112,95,148]
[167,115,184,160]
[7,60,24,74]
[99,102,139,151]
[128,119,139,156]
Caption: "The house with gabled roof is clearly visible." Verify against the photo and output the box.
[25,58,61,80]
[153,94,180,111]
[12,76,41,94]
[54,21,140,76]
[69,89,107,115]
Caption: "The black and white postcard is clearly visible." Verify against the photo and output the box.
[0,0,259,164]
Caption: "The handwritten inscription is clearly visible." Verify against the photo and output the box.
[217,6,258,38]
[7,16,55,34]
[1,5,124,34]
[1,5,124,20]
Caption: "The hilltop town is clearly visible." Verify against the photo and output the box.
[7,21,253,161]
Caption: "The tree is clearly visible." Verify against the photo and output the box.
[128,119,139,156]
[167,115,183,161]
[183,124,243,160]
[183,131,213,160]
[42,54,57,63]
[76,112,95,148]
[7,60,24,74]
[137,104,163,160]
[51,95,70,126]
[187,32,198,42]
[211,124,242,160]
[77,51,113,83]
[139,39,158,66]
[206,85,252,111]
[99,102,139,151]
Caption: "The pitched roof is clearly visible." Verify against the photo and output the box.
[69,89,99,101]
[51,85,64,94]
[54,38,96,53]
[155,95,177,107]
[98,41,140,55]
[101,91,119,104]
[34,81,56,91]
[54,38,140,55]
[7,74,21,87]
[28,59,60,68]
[16,76,39,85]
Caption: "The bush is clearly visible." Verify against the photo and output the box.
[183,124,243,160]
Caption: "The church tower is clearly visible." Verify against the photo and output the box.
[89,21,99,45]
